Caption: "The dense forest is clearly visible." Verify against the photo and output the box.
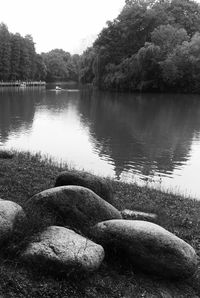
[41,50,80,82]
[79,0,200,93]
[1,0,200,93]
[0,23,80,82]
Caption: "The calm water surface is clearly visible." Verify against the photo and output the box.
[1,83,200,198]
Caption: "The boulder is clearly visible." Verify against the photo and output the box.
[121,209,157,222]
[55,171,114,204]
[21,226,104,273]
[0,200,25,243]
[91,220,198,278]
[26,186,121,233]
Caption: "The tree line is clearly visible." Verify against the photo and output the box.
[2,0,200,93]
[79,0,200,93]
[0,23,80,82]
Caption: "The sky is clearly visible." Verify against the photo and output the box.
[0,0,125,54]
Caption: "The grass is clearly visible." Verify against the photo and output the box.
[0,150,200,297]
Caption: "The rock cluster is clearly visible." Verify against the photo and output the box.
[0,170,198,279]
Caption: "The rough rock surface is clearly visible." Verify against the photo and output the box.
[55,171,114,204]
[26,186,121,232]
[0,200,25,243]
[91,219,198,278]
[21,226,105,272]
[121,209,157,222]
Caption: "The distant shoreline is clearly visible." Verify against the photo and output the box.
[0,81,46,87]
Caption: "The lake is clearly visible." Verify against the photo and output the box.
[0,82,200,199]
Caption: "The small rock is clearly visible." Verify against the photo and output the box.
[21,226,105,273]
[91,219,198,278]
[121,209,157,222]
[0,200,25,243]
[55,171,114,203]
[26,186,121,233]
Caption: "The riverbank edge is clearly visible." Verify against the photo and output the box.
[0,149,200,297]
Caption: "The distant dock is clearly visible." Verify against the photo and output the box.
[0,81,46,87]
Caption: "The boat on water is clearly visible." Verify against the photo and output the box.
[51,86,80,92]
[55,86,62,90]
[19,82,26,88]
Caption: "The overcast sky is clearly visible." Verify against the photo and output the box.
[0,0,125,54]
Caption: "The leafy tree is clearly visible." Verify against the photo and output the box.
[168,0,200,36]
[35,54,47,80]
[104,57,138,90]
[24,35,37,79]
[0,23,46,81]
[71,54,80,81]
[151,24,189,57]
[79,47,96,84]
[161,32,200,91]
[42,49,69,81]
[63,54,80,81]
[19,37,32,80]
[0,23,11,80]
[136,42,161,90]
[42,49,80,82]
[80,0,200,92]
[10,33,21,80]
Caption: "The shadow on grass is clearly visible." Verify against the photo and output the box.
[0,150,14,159]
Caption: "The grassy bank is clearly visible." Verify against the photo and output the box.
[0,150,200,297]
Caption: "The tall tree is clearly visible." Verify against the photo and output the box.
[151,24,189,57]
[19,37,31,80]
[35,54,47,80]
[168,0,200,36]
[10,33,21,80]
[0,23,11,80]
[42,49,71,81]
[79,47,96,84]
[24,35,37,79]
[161,32,200,91]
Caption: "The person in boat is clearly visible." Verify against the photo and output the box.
[55,86,62,90]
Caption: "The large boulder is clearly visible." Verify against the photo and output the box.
[26,186,121,233]
[91,220,198,279]
[0,200,25,243]
[21,226,104,273]
[55,171,114,204]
